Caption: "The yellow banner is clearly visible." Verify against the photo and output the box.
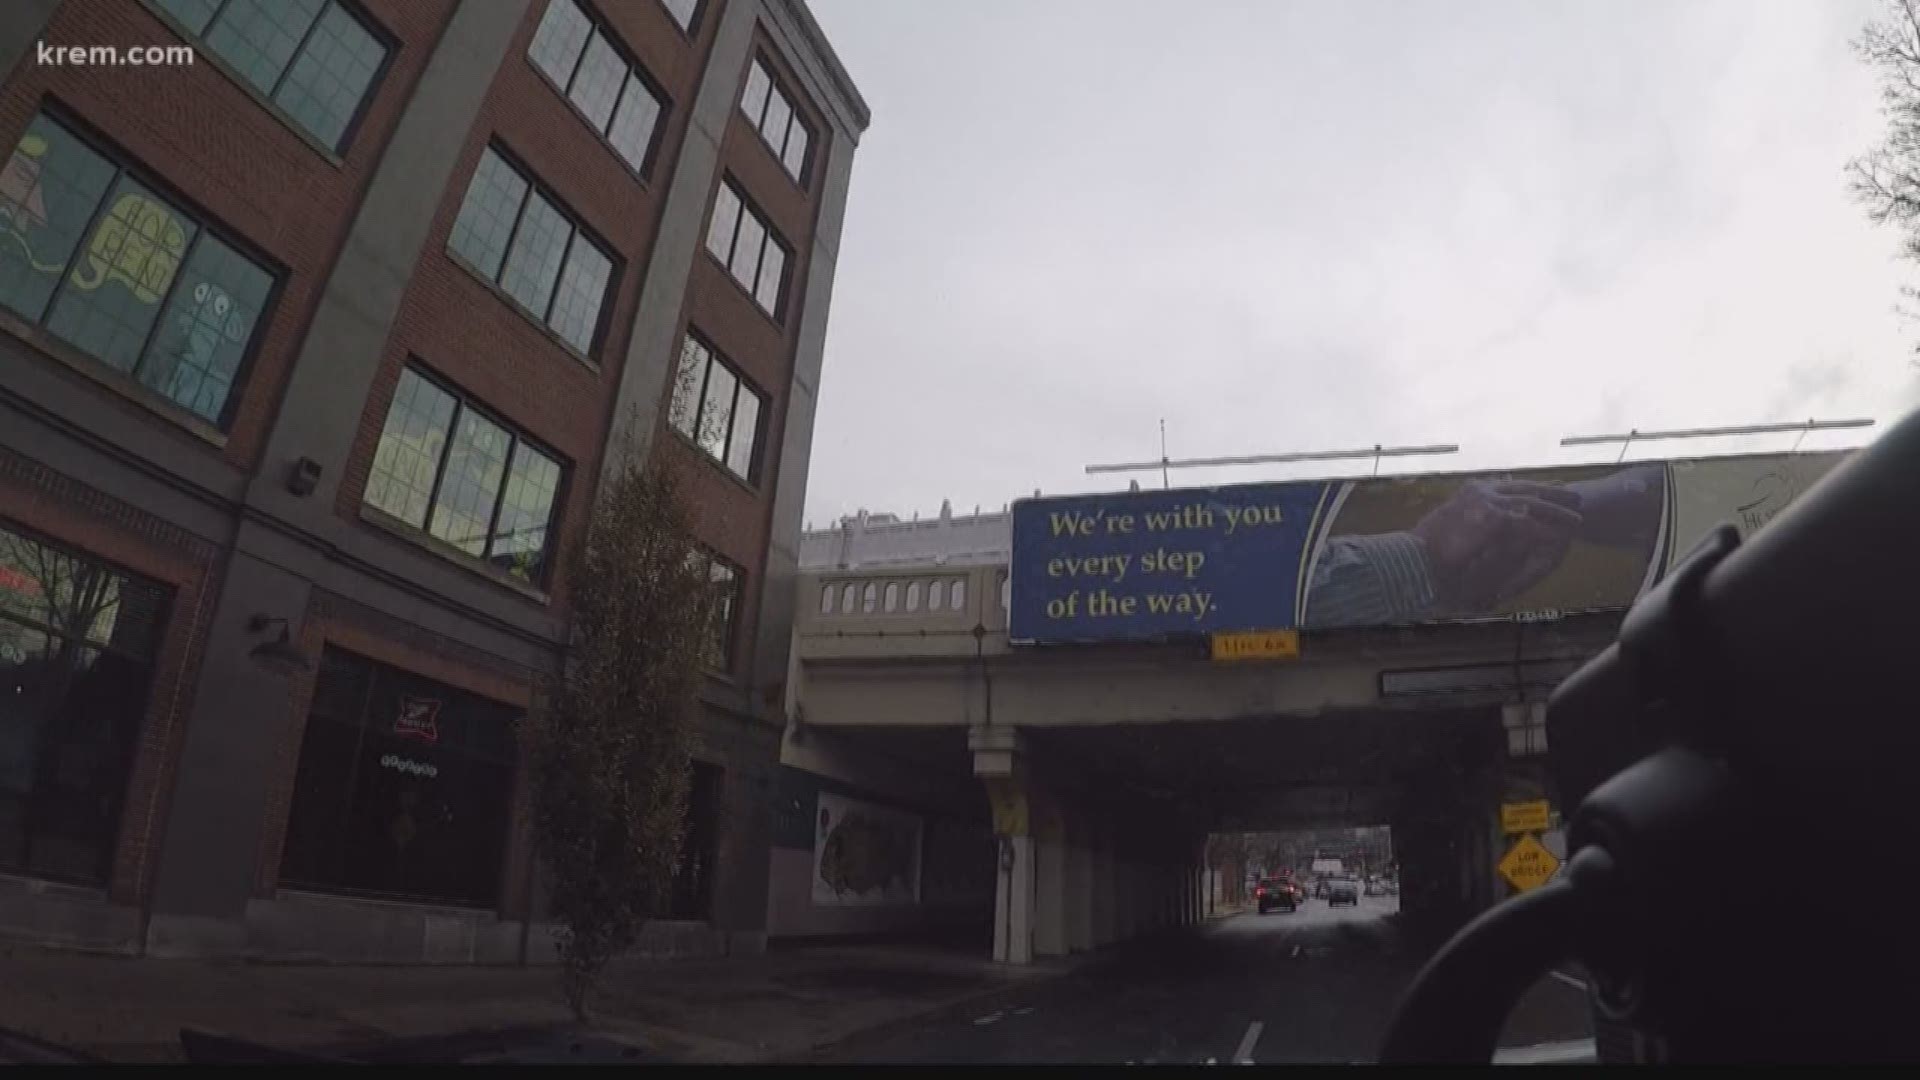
[1500,799,1551,834]
[1210,629,1301,662]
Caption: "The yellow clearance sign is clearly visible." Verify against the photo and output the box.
[1498,834,1561,892]
[1501,799,1551,834]
[1210,629,1300,662]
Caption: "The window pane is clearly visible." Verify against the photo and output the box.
[0,116,115,323]
[271,2,387,150]
[364,368,455,528]
[861,583,876,613]
[46,175,196,374]
[0,525,165,887]
[761,88,793,157]
[728,210,765,294]
[708,562,737,666]
[662,0,699,33]
[489,442,561,584]
[840,583,854,613]
[497,190,571,318]
[527,0,591,88]
[135,235,273,424]
[740,60,771,125]
[883,583,898,612]
[279,648,518,908]
[724,386,759,480]
[448,149,528,281]
[819,585,833,614]
[905,581,920,611]
[154,0,221,35]
[781,121,809,181]
[202,0,325,97]
[705,183,741,263]
[752,239,784,315]
[567,31,625,133]
[667,336,708,439]
[608,73,663,173]
[696,361,736,459]
[428,408,512,557]
[546,233,610,354]
[928,581,943,610]
[951,579,966,610]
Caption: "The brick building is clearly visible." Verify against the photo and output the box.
[0,0,866,961]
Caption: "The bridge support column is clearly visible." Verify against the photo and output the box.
[1033,799,1068,958]
[971,726,1033,964]
[1066,816,1094,952]
[1093,826,1116,946]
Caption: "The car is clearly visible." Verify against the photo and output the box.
[1327,877,1359,907]
[1255,879,1300,913]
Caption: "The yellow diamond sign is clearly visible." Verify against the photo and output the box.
[1497,833,1561,893]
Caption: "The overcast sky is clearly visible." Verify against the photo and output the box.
[800,0,1915,528]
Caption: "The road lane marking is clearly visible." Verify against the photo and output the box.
[1232,1021,1264,1064]
[1493,1038,1597,1064]
[1550,970,1589,992]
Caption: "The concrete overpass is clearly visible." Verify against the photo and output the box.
[784,449,1849,963]
[789,561,1613,962]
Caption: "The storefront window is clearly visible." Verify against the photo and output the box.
[279,647,519,908]
[0,522,167,886]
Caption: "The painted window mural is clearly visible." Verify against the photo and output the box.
[0,114,274,427]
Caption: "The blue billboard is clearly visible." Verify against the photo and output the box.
[1008,483,1333,643]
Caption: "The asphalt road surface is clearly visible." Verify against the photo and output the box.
[820,895,1595,1065]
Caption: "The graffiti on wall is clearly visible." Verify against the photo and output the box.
[813,791,922,905]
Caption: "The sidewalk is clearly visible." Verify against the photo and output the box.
[0,939,1080,1062]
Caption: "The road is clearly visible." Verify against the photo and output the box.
[820,895,1595,1065]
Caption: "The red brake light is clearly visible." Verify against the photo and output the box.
[1256,886,1265,896]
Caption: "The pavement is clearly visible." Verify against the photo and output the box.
[821,895,1597,1065]
[0,936,1074,1063]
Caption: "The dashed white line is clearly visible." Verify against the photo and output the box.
[1493,1038,1597,1064]
[1550,970,1589,992]
[1232,1020,1264,1064]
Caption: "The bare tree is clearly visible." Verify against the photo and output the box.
[1851,0,1920,355]
[521,428,718,1020]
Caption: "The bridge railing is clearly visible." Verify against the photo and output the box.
[797,563,1010,658]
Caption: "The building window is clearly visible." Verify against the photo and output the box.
[884,582,899,612]
[703,180,788,319]
[905,581,921,612]
[686,549,742,670]
[665,761,719,918]
[951,579,966,610]
[739,57,811,183]
[927,580,944,610]
[0,521,168,887]
[364,365,566,586]
[278,647,519,909]
[526,0,668,176]
[666,334,765,482]
[819,584,833,614]
[0,114,278,428]
[659,0,700,34]
[153,0,388,152]
[448,147,615,356]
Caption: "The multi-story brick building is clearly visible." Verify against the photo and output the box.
[0,0,866,962]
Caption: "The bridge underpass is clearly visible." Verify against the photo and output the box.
[791,563,1611,964]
